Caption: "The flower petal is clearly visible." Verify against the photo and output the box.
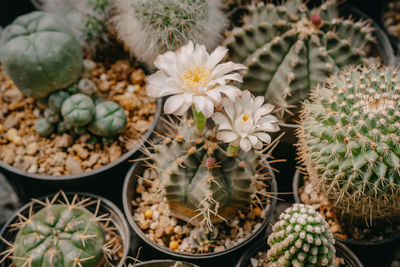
[207,46,228,70]
[219,85,242,102]
[146,72,181,97]
[212,112,228,124]
[217,131,238,143]
[164,95,185,114]
[211,62,247,79]
[248,135,258,146]
[201,98,215,118]
[222,97,235,120]
[255,132,272,144]
[193,43,208,66]
[240,138,252,152]
[206,89,222,104]
[253,140,263,150]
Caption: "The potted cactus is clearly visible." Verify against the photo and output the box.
[236,203,363,267]
[122,41,280,265]
[296,64,400,247]
[0,11,161,200]
[0,191,130,267]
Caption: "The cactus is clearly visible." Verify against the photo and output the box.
[88,101,127,137]
[61,93,95,126]
[49,90,70,112]
[40,0,112,57]
[44,108,61,124]
[113,0,228,69]
[141,118,275,229]
[0,11,83,99]
[0,192,121,267]
[224,0,375,121]
[297,65,400,224]
[267,203,335,267]
[78,78,97,96]
[35,118,54,137]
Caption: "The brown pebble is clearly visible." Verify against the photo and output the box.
[66,156,82,174]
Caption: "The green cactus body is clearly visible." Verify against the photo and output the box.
[88,101,127,137]
[113,0,228,69]
[224,0,374,121]
[44,108,61,124]
[35,118,54,136]
[297,65,400,223]
[78,78,97,96]
[49,90,70,112]
[61,93,95,127]
[0,11,83,99]
[13,204,105,267]
[146,119,269,226]
[267,203,335,267]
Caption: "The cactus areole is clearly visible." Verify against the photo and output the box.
[0,11,83,99]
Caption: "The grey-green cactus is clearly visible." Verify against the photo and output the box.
[49,90,70,112]
[297,65,400,224]
[0,11,83,99]
[224,0,375,121]
[35,118,54,137]
[267,203,335,267]
[61,93,95,126]
[142,118,274,228]
[78,78,97,96]
[113,0,228,69]
[88,101,127,137]
[44,108,61,124]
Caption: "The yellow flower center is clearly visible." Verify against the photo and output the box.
[182,65,210,91]
[242,114,249,122]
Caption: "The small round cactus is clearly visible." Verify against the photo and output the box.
[44,108,60,124]
[267,203,336,267]
[35,118,54,137]
[61,93,95,126]
[88,101,127,137]
[78,78,97,96]
[48,90,70,112]
[0,11,83,99]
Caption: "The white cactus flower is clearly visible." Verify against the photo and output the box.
[212,90,280,152]
[146,41,246,118]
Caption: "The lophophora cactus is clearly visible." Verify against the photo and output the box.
[0,11,83,99]
[224,0,375,121]
[297,65,400,225]
[0,192,120,267]
[267,203,336,267]
[113,0,228,69]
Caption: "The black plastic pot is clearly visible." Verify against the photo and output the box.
[0,99,162,204]
[132,260,199,267]
[0,192,131,267]
[0,172,21,229]
[122,161,278,267]
[235,235,363,267]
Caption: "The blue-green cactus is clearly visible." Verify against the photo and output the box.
[48,90,70,112]
[88,101,127,137]
[35,118,54,137]
[61,93,95,126]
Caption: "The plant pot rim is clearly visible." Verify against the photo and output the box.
[133,259,199,267]
[235,234,364,267]
[122,160,278,260]
[292,169,400,246]
[0,98,162,181]
[0,191,130,267]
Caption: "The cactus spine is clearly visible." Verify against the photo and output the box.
[297,65,400,224]
[224,0,374,121]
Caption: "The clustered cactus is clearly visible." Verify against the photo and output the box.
[297,65,400,224]
[224,0,375,121]
[267,203,336,267]
[0,11,83,99]
[0,192,120,267]
[113,0,229,69]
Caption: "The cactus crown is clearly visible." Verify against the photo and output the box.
[113,0,228,69]
[267,203,336,267]
[297,65,400,225]
[0,191,122,267]
[224,0,375,121]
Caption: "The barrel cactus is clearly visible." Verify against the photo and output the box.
[297,65,400,224]
[224,0,375,121]
[267,203,335,267]
[88,101,127,137]
[0,11,83,99]
[61,93,95,126]
[113,0,228,69]
[0,192,119,267]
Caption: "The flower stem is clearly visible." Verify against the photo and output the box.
[227,144,239,157]
[192,105,206,134]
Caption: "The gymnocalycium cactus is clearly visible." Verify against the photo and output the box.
[0,191,121,267]
[143,42,280,229]
[297,65,400,224]
[113,0,228,69]
[0,11,83,99]
[267,203,335,267]
[224,0,375,121]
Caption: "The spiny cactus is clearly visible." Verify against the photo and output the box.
[141,117,276,229]
[0,11,83,99]
[0,192,121,267]
[40,0,112,57]
[113,0,228,69]
[224,0,375,121]
[267,203,335,267]
[297,65,400,225]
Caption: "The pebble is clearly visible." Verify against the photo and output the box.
[66,156,82,174]
[54,134,73,148]
[72,144,89,159]
[4,115,19,131]
[109,144,122,162]
[26,142,39,155]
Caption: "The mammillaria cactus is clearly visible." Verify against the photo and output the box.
[113,0,228,69]
[267,203,335,267]
[0,11,83,99]
[0,192,120,267]
[224,0,374,121]
[297,65,400,224]
[89,101,127,137]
